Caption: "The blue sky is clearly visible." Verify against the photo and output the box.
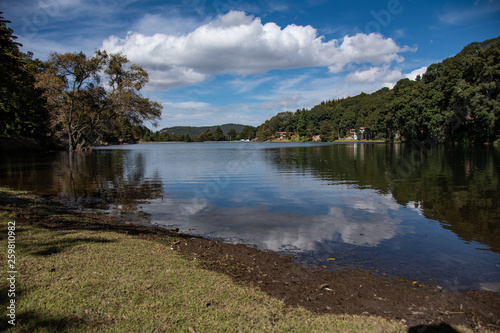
[1,0,499,129]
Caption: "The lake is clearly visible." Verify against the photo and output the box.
[1,142,499,292]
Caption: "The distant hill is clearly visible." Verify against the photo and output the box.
[161,123,247,137]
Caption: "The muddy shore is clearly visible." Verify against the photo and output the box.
[169,233,500,331]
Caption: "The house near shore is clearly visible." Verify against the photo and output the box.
[350,129,358,140]
[276,131,295,139]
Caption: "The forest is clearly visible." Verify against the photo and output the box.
[256,35,500,144]
[1,10,499,149]
[147,123,257,142]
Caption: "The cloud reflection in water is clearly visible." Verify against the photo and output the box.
[145,190,405,252]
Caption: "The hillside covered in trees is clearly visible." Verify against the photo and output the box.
[256,36,500,144]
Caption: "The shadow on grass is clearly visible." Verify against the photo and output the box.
[0,285,33,332]
[0,310,84,332]
[31,237,114,256]
[408,323,460,333]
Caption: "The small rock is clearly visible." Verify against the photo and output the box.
[319,283,330,290]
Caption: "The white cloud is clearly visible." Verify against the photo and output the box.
[404,66,428,80]
[148,67,208,90]
[101,11,413,90]
[328,33,404,73]
[344,65,428,91]
[345,66,402,83]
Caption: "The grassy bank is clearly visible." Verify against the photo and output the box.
[0,188,409,332]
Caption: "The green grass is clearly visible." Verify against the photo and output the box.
[0,188,408,332]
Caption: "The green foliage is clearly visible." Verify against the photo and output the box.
[161,123,248,138]
[296,109,308,137]
[0,13,49,139]
[36,51,162,151]
[212,125,226,141]
[199,128,214,141]
[227,128,238,140]
[238,125,256,140]
[320,121,334,142]
[256,120,271,141]
[256,36,500,144]
[155,123,256,142]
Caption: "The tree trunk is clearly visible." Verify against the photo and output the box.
[68,131,73,151]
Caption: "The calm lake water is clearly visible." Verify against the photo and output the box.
[1,142,499,292]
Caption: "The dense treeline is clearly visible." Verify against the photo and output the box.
[162,124,245,137]
[142,124,256,142]
[0,15,49,140]
[257,36,500,144]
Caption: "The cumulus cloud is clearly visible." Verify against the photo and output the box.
[327,33,405,73]
[345,66,402,84]
[345,65,428,90]
[405,66,428,80]
[101,11,413,90]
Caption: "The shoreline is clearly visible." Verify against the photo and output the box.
[1,188,500,331]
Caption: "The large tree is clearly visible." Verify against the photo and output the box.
[36,51,162,151]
